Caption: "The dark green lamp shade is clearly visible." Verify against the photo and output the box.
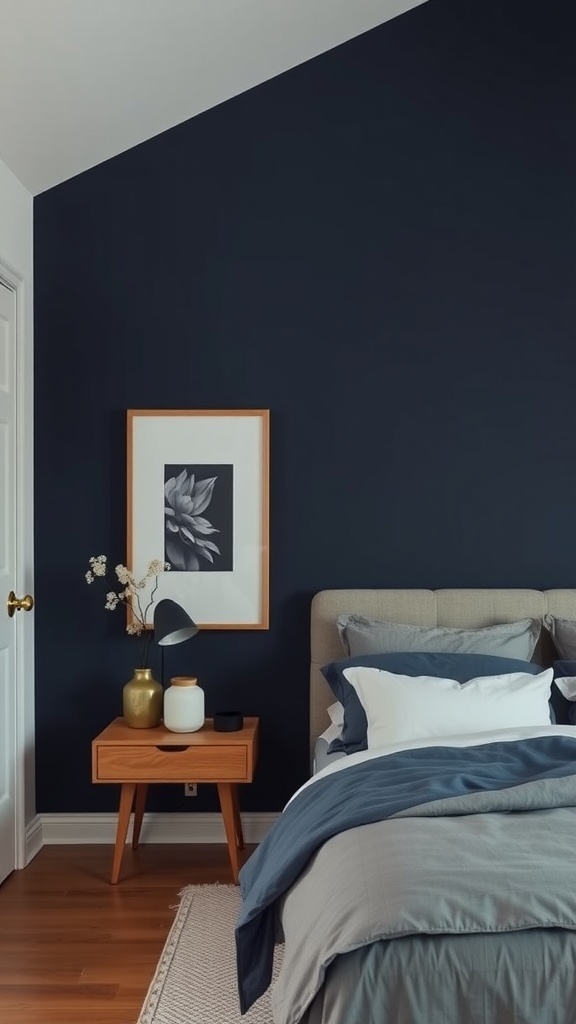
[154,599,198,646]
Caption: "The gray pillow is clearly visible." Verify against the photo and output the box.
[337,615,541,662]
[544,616,576,660]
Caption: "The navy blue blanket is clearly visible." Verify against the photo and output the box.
[236,735,576,1013]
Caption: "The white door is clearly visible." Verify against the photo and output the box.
[0,279,17,885]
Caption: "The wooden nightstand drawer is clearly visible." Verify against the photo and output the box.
[96,744,248,782]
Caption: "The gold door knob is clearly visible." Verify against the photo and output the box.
[7,591,34,617]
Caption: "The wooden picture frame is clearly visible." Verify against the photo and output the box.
[127,409,270,630]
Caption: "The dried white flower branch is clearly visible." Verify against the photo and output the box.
[85,555,171,667]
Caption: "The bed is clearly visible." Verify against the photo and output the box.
[236,588,576,1024]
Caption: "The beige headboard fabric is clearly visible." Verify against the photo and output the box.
[310,588,576,756]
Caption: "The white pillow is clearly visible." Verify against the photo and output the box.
[554,676,576,700]
[327,701,344,727]
[317,722,343,745]
[341,666,554,750]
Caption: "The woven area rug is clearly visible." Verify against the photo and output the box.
[137,883,282,1024]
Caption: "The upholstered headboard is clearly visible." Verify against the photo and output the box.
[310,588,576,756]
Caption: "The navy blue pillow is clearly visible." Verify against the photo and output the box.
[552,661,576,726]
[322,651,545,755]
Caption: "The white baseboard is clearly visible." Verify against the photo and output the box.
[33,811,279,848]
[24,814,43,865]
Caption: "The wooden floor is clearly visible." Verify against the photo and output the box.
[0,843,254,1024]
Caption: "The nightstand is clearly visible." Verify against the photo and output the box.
[91,716,259,884]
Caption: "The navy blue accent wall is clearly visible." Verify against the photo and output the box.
[34,0,576,812]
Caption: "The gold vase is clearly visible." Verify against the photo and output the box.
[122,668,163,729]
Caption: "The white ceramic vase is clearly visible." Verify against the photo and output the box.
[163,676,205,733]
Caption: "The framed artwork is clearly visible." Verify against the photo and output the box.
[127,409,270,629]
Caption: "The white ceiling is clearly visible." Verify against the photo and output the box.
[0,0,428,196]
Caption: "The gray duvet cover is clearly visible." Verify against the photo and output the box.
[273,806,576,1024]
[237,736,576,1024]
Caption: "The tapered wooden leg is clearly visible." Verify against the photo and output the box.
[132,784,148,849]
[217,783,241,884]
[231,785,244,849]
[111,783,136,885]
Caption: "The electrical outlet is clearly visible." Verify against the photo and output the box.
[184,783,197,797]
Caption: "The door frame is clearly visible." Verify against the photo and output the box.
[0,255,34,870]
